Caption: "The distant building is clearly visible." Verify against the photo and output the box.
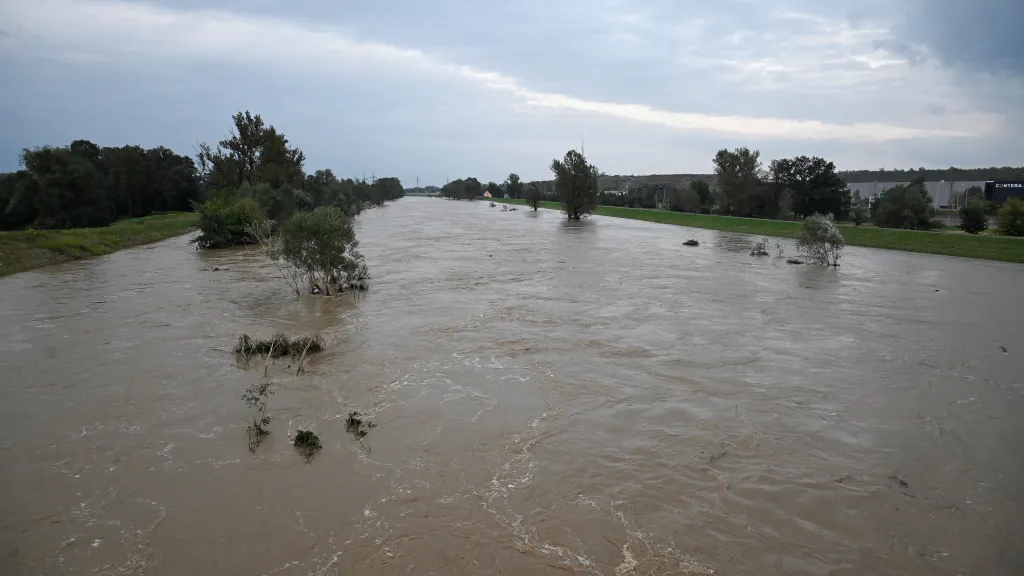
[482,191,492,198]
[985,181,1024,204]
[846,181,987,209]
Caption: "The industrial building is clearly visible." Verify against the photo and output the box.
[846,181,987,209]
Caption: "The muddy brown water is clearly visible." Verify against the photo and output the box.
[2,197,1023,575]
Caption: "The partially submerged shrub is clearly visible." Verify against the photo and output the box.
[280,207,369,295]
[750,238,771,256]
[191,198,264,249]
[682,239,700,247]
[293,430,322,462]
[345,411,376,439]
[797,213,844,266]
[234,332,325,359]
[242,379,274,452]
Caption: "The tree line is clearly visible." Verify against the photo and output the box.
[0,141,201,230]
[0,109,404,233]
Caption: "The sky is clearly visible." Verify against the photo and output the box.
[0,0,1021,186]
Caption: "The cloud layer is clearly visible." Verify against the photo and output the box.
[0,0,1020,183]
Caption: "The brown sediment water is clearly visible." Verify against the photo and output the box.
[1,197,1022,575]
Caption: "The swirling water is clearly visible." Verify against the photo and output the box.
[1,197,1022,575]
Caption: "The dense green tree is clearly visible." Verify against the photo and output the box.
[996,199,1024,236]
[280,206,367,295]
[486,181,502,198]
[713,147,762,216]
[689,180,712,211]
[20,146,111,228]
[524,183,541,210]
[505,173,523,199]
[959,200,988,234]
[551,150,599,220]
[872,177,935,230]
[669,186,700,212]
[219,110,266,187]
[768,156,849,220]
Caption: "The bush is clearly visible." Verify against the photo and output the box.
[280,206,367,294]
[191,198,264,249]
[997,198,1024,237]
[872,180,934,230]
[958,201,988,234]
[797,213,844,266]
[669,187,701,213]
[851,204,867,226]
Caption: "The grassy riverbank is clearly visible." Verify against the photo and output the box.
[494,199,1024,263]
[0,212,197,277]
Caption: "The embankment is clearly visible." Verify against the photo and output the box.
[493,199,1024,263]
[0,212,197,277]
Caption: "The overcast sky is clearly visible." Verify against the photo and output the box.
[1,0,1021,185]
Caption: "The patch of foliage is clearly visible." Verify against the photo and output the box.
[191,198,264,249]
[682,239,700,247]
[242,379,274,452]
[234,332,325,359]
[280,207,368,295]
[750,238,771,256]
[997,198,1024,237]
[293,430,322,462]
[551,150,599,220]
[871,178,935,230]
[1,140,199,231]
[958,200,988,234]
[797,213,844,266]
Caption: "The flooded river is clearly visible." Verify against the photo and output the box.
[2,197,1023,575]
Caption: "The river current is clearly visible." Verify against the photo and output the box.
[1,197,1022,574]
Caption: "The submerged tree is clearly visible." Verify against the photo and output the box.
[279,206,368,295]
[797,213,844,266]
[524,183,541,211]
[551,150,599,220]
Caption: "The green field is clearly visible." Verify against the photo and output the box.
[494,199,1024,263]
[0,212,198,277]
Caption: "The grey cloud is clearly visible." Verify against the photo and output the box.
[895,0,1024,76]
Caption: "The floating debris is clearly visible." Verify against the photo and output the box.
[887,472,909,489]
[293,430,322,462]
[345,411,376,439]
[786,259,804,265]
[234,332,325,359]
[999,345,1008,353]
[682,239,700,247]
[489,202,496,208]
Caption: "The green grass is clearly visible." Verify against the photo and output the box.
[495,199,1024,263]
[0,212,197,277]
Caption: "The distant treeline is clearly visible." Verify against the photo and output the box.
[0,110,405,232]
[520,166,1024,191]
[0,142,201,230]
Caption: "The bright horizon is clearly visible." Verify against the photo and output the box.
[1,0,1021,186]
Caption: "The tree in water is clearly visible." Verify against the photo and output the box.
[550,150,599,220]
[797,213,844,266]
[279,206,368,295]
[524,183,541,211]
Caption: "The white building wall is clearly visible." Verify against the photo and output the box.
[847,181,987,208]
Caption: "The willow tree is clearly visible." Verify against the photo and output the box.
[550,150,599,220]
